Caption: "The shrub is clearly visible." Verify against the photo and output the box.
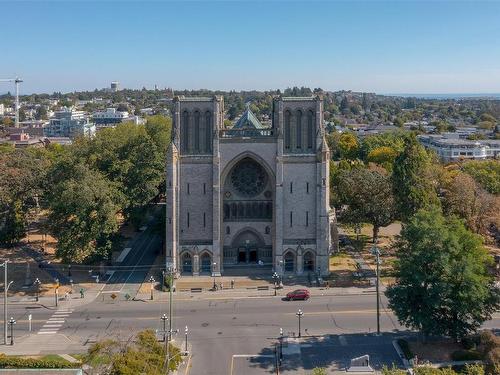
[451,350,483,361]
[311,368,327,375]
[462,336,479,350]
[397,339,413,360]
[0,354,80,369]
[462,364,485,375]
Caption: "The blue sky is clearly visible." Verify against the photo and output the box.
[1,0,500,94]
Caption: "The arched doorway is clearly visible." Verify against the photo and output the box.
[231,229,265,264]
[284,252,295,273]
[181,253,192,274]
[200,253,212,273]
[304,251,315,272]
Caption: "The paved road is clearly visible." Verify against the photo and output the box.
[101,212,162,298]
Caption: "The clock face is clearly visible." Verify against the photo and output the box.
[230,159,267,197]
[225,191,231,198]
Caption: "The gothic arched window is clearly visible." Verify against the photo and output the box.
[194,111,200,152]
[296,110,302,149]
[182,111,189,153]
[284,110,291,149]
[205,111,212,153]
[307,110,314,150]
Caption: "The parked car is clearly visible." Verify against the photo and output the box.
[286,289,310,301]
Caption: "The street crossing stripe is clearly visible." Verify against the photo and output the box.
[42,324,63,327]
[47,320,65,323]
[37,331,57,334]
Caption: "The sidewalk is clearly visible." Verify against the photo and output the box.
[133,284,381,302]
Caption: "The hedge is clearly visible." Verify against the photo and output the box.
[0,355,81,369]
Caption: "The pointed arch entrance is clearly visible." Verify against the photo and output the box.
[221,153,275,269]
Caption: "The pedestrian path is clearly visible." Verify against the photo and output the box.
[37,308,73,335]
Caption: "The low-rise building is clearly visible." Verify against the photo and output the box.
[418,133,500,162]
[44,108,96,139]
[93,108,129,126]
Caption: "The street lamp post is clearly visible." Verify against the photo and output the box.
[34,278,41,302]
[212,262,217,290]
[296,309,303,338]
[371,245,381,335]
[8,317,15,346]
[161,314,168,342]
[184,325,188,352]
[149,276,155,300]
[279,327,283,361]
[272,272,279,296]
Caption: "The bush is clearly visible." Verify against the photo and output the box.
[462,364,485,375]
[397,339,413,360]
[451,350,483,361]
[0,354,80,369]
[311,368,327,375]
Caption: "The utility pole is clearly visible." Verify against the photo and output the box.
[0,78,23,127]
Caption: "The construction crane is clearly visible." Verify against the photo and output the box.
[0,77,23,127]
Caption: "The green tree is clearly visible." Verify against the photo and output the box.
[337,167,397,242]
[386,209,500,341]
[47,162,120,263]
[392,135,440,221]
[462,160,500,195]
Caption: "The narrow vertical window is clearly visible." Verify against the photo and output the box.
[187,183,190,195]
[194,111,200,152]
[290,211,293,227]
[203,212,206,228]
[307,110,314,149]
[284,110,291,149]
[203,183,206,195]
[187,212,190,228]
[306,182,309,194]
[306,211,309,227]
[182,111,189,152]
[205,111,212,153]
[290,182,293,194]
[296,110,302,149]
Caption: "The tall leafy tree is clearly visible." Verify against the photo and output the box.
[337,167,397,242]
[47,162,120,263]
[392,135,440,221]
[386,209,500,341]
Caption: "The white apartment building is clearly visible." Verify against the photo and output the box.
[93,108,129,127]
[418,133,500,162]
[44,108,96,139]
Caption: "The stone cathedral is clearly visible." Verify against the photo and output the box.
[166,95,335,277]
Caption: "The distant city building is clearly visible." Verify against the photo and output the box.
[111,81,120,92]
[44,108,96,139]
[0,103,4,116]
[93,108,129,126]
[418,133,500,162]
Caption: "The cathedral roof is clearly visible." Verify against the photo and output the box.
[233,109,266,129]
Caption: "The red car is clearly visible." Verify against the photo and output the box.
[286,289,310,301]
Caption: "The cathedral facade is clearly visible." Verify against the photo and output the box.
[166,95,335,277]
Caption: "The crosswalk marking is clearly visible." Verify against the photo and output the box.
[37,309,73,335]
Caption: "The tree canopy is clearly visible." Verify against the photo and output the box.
[386,209,500,341]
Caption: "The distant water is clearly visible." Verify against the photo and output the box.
[385,93,500,99]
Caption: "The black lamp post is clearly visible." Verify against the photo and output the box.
[212,262,217,290]
[296,309,303,338]
[184,325,188,352]
[149,276,155,300]
[34,278,41,302]
[272,272,279,296]
[8,317,16,345]
[279,327,283,361]
[161,314,168,342]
